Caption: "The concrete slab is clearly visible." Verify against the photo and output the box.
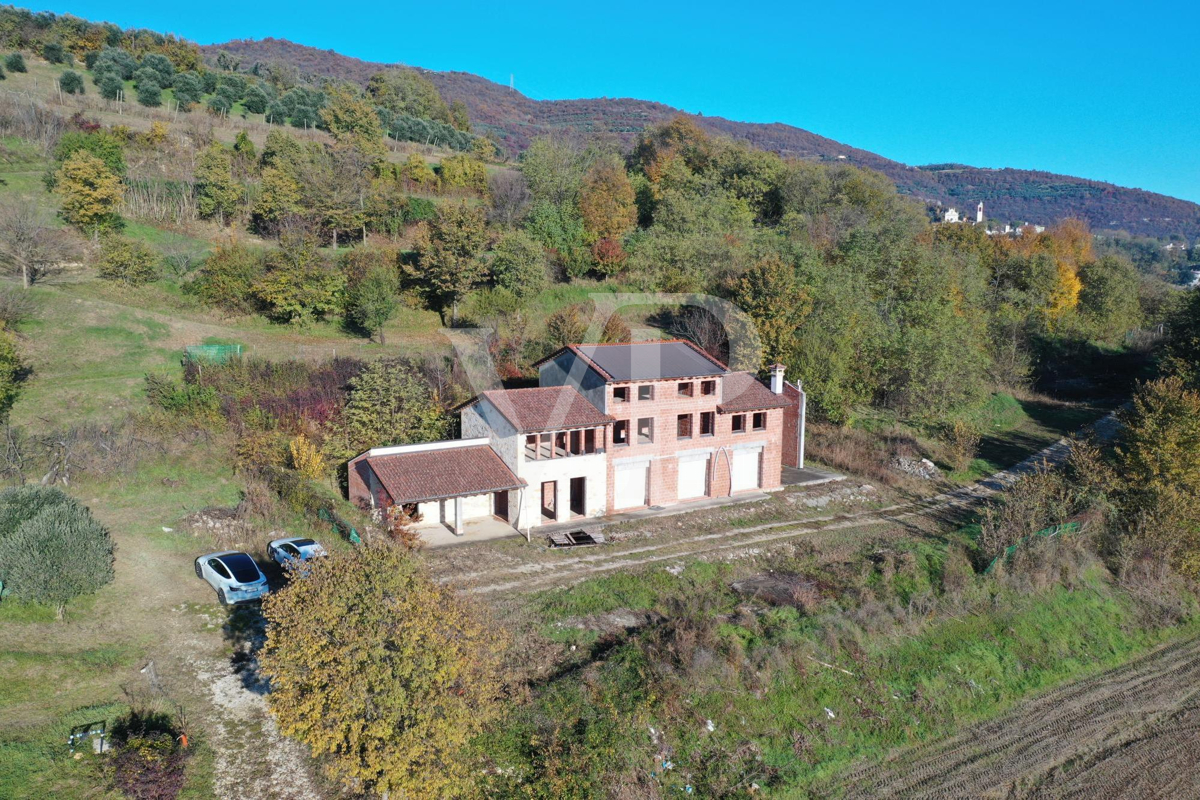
[415,516,523,549]
[782,465,844,487]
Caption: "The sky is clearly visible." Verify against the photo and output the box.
[32,0,1200,203]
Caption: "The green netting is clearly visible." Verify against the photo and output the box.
[184,344,242,364]
[984,521,1081,574]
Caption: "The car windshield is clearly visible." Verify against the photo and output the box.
[220,554,261,583]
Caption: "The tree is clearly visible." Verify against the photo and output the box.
[319,84,386,162]
[546,304,589,347]
[730,254,812,367]
[489,230,546,300]
[418,203,488,324]
[194,144,240,224]
[0,201,72,287]
[190,241,265,313]
[242,84,270,115]
[346,262,398,344]
[55,151,123,232]
[233,130,256,161]
[324,359,450,459]
[5,53,26,73]
[252,234,344,323]
[366,68,452,123]
[1164,287,1200,387]
[42,42,66,64]
[251,166,303,233]
[1116,375,1200,575]
[139,53,175,87]
[1078,255,1141,340]
[439,154,488,192]
[259,545,503,797]
[172,71,202,108]
[0,501,114,616]
[578,158,637,244]
[0,486,73,544]
[98,72,123,101]
[135,79,162,108]
[59,70,84,95]
[50,131,126,183]
[0,326,22,419]
[450,99,470,131]
[97,235,160,286]
[487,169,529,226]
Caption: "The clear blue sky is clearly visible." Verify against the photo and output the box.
[33,0,1200,202]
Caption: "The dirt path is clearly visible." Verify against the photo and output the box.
[840,634,1200,799]
[450,424,1097,596]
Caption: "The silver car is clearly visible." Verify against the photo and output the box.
[266,537,327,570]
[194,551,269,605]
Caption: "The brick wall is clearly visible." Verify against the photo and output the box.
[603,376,783,512]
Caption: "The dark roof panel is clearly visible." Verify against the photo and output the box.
[367,445,524,504]
[572,341,727,382]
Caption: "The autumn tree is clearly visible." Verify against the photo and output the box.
[418,202,488,324]
[319,84,386,162]
[252,233,344,323]
[323,358,450,460]
[251,166,303,233]
[578,157,637,271]
[55,151,123,232]
[730,254,812,367]
[194,144,240,224]
[260,545,503,797]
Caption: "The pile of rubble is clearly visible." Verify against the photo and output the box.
[891,456,942,480]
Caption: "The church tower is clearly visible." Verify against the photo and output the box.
[976,202,984,223]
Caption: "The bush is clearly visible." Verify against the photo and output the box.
[136,80,162,108]
[0,501,115,611]
[0,287,39,327]
[5,53,26,73]
[144,374,220,420]
[59,70,84,95]
[189,242,266,314]
[42,42,66,64]
[98,236,160,286]
[0,485,73,541]
[109,708,189,800]
[98,73,124,101]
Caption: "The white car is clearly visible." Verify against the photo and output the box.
[266,537,326,570]
[194,551,269,605]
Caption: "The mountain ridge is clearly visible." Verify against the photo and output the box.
[202,37,1200,239]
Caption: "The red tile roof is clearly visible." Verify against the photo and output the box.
[366,445,524,504]
[465,386,613,433]
[717,372,794,413]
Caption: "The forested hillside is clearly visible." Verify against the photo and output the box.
[204,37,1200,239]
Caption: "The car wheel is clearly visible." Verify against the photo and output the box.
[194,559,202,579]
[217,589,227,606]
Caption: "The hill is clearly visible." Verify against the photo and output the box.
[204,37,1200,239]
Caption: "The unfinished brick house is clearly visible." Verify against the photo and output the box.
[347,340,806,541]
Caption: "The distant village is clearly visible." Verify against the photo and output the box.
[934,201,1045,236]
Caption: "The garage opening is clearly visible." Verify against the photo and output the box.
[493,490,508,522]
[677,454,709,500]
[615,462,649,509]
[731,448,762,493]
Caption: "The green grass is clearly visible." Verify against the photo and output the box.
[491,557,1197,797]
[0,702,124,799]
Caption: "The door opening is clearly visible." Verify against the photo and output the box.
[540,481,557,522]
[569,476,585,517]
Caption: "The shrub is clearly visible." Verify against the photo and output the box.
[0,287,39,327]
[98,236,160,286]
[59,70,84,95]
[144,374,220,420]
[98,72,124,101]
[0,485,73,541]
[109,708,189,800]
[189,242,265,314]
[490,230,546,300]
[5,53,25,73]
[0,326,22,419]
[0,501,115,612]
[136,80,162,108]
[42,42,66,64]
[288,434,325,480]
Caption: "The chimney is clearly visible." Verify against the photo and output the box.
[769,364,785,395]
